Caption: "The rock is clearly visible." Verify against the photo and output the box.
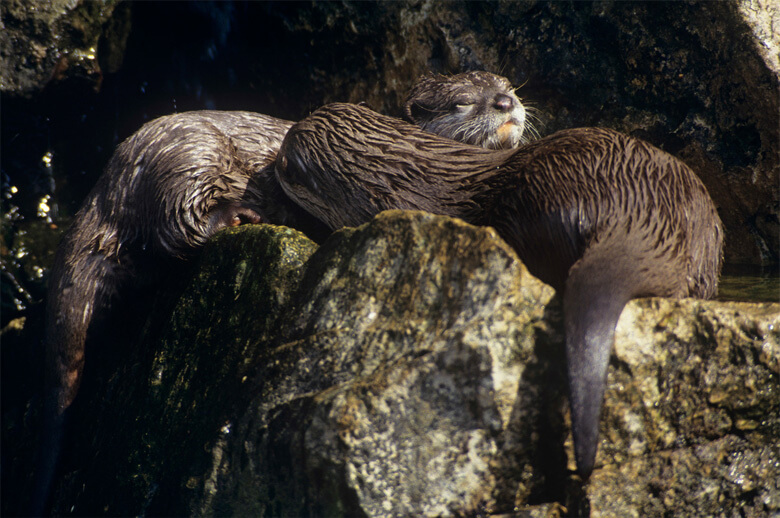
[585,298,780,517]
[48,224,318,516]
[47,211,779,516]
[0,0,131,97]
[197,211,557,516]
[737,0,780,77]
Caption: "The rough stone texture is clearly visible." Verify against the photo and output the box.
[585,298,780,517]
[0,0,130,96]
[48,224,318,516]
[197,211,558,516]
[737,0,780,77]
[44,211,780,517]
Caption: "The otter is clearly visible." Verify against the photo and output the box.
[274,102,723,479]
[38,72,528,511]
[403,70,530,149]
[34,110,309,513]
[44,111,294,419]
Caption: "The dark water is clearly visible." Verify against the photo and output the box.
[717,264,780,303]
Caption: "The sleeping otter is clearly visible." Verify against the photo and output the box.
[274,102,723,479]
[404,70,529,149]
[36,110,305,513]
[44,111,293,418]
[38,71,529,511]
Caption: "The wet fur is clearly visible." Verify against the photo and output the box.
[44,111,297,415]
[275,102,723,478]
[42,72,524,426]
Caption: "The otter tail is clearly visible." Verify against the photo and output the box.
[563,244,637,480]
[32,241,130,514]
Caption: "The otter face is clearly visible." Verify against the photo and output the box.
[404,71,527,150]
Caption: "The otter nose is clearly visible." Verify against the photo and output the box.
[493,93,515,113]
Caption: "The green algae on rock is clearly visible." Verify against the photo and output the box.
[48,224,317,516]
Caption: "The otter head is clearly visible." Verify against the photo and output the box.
[403,71,527,150]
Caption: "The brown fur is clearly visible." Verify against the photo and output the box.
[44,111,300,415]
[44,72,523,422]
[38,72,523,511]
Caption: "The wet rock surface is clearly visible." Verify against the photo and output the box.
[0,0,129,96]
[37,212,780,517]
[48,224,318,516]
[587,298,780,517]
[196,211,558,516]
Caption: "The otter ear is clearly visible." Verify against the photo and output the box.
[404,100,433,124]
[403,100,419,123]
